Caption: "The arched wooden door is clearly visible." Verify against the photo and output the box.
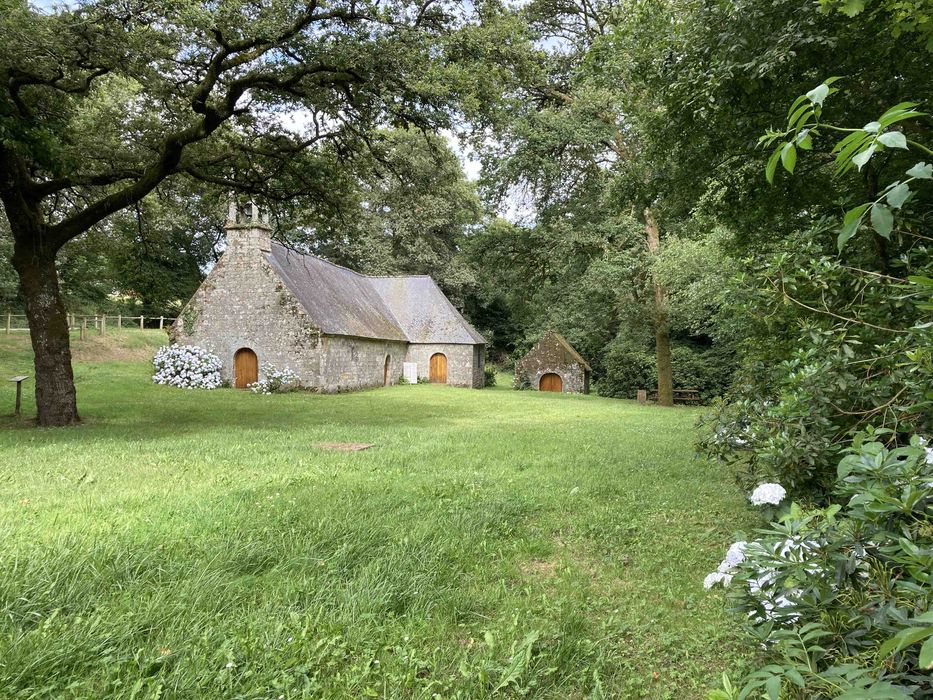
[429,353,448,384]
[539,373,562,392]
[384,355,391,386]
[234,348,258,389]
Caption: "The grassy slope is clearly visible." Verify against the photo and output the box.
[0,332,751,699]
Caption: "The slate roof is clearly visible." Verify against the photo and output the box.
[266,242,485,345]
[523,330,592,371]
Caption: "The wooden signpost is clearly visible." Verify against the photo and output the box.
[9,375,28,416]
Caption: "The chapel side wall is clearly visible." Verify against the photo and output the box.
[472,345,486,389]
[170,234,323,387]
[318,336,409,393]
[405,343,482,388]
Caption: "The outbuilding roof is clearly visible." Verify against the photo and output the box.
[266,242,485,345]
[520,330,592,371]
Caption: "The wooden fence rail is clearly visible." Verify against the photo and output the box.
[4,313,177,336]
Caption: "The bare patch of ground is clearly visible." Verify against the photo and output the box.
[519,558,559,579]
[313,442,374,451]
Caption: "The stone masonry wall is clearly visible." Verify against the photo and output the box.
[171,225,325,387]
[319,336,409,393]
[405,343,483,388]
[524,363,587,394]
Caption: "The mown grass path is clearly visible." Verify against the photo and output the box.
[0,332,751,698]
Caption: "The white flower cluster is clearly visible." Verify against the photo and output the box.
[249,363,300,394]
[152,344,222,389]
[920,436,933,465]
[704,540,747,589]
[749,482,786,506]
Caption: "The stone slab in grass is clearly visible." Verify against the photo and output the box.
[313,442,374,451]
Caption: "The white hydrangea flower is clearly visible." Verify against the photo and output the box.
[704,572,727,589]
[749,483,786,506]
[723,540,747,567]
[152,344,222,389]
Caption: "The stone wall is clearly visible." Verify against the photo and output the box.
[523,363,587,394]
[319,336,409,392]
[405,343,483,388]
[171,224,325,387]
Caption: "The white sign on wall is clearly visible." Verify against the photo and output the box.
[403,362,418,384]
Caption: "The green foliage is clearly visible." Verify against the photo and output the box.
[698,232,932,495]
[709,436,933,698]
[483,363,497,387]
[760,82,932,250]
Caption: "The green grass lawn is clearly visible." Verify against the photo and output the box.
[0,331,751,699]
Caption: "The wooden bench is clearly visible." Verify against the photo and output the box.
[646,388,702,404]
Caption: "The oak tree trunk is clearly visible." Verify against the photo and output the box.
[11,243,80,426]
[645,209,674,407]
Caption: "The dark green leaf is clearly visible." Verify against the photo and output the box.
[886,183,910,209]
[852,144,876,171]
[765,675,780,700]
[920,636,933,669]
[766,146,782,183]
[781,143,797,173]
[797,129,813,150]
[870,204,894,238]
[838,203,870,250]
[906,162,932,179]
[878,131,907,149]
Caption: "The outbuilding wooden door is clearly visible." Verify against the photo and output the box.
[234,348,258,389]
[539,373,562,392]
[429,353,448,384]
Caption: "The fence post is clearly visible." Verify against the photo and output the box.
[159,316,164,330]
[139,315,144,330]
[100,313,107,336]
[80,318,87,341]
[117,314,122,330]
[5,312,9,335]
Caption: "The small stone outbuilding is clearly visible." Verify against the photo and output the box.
[515,330,591,394]
[170,204,486,391]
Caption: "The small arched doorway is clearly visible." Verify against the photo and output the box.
[384,355,391,386]
[234,348,258,389]
[429,353,448,384]
[539,373,562,393]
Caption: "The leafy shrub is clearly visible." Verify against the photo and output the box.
[707,434,933,699]
[484,363,497,387]
[598,340,736,401]
[670,343,738,401]
[152,344,222,389]
[248,364,300,394]
[596,342,654,399]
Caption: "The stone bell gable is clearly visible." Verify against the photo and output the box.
[171,202,486,392]
[515,330,591,394]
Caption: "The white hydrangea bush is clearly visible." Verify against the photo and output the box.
[249,364,300,394]
[153,345,223,389]
[749,482,786,506]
